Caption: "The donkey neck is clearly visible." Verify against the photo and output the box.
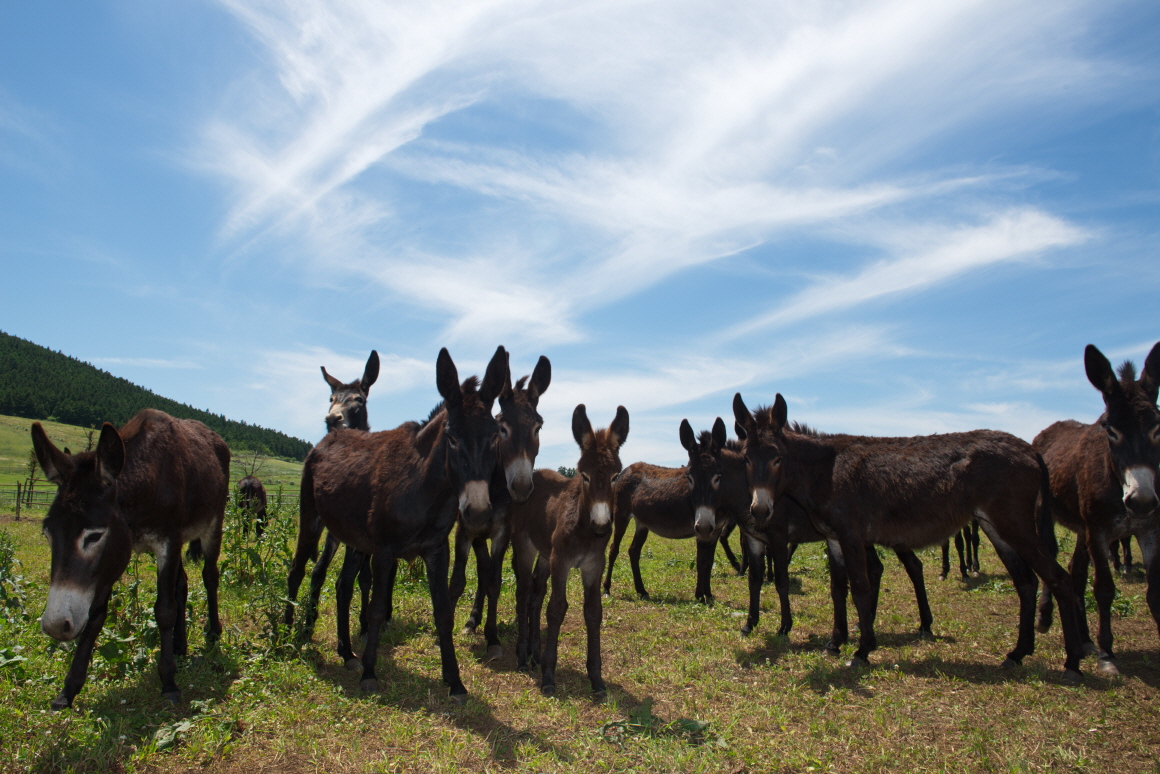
[781,429,838,511]
[412,410,456,503]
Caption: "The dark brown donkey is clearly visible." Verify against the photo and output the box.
[450,356,551,659]
[285,346,507,700]
[308,350,379,638]
[733,392,1086,681]
[1034,342,1160,675]
[510,404,629,695]
[604,418,729,604]
[237,475,268,538]
[33,409,230,709]
[723,429,933,647]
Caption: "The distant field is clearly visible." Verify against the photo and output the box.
[0,413,304,494]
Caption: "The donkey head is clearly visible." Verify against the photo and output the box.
[1085,342,1160,517]
[733,392,789,529]
[322,350,380,432]
[31,422,133,642]
[572,404,630,537]
[437,346,507,531]
[496,356,551,503]
[680,417,727,539]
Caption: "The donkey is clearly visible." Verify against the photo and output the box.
[237,475,268,539]
[308,350,380,638]
[510,404,629,696]
[285,347,506,700]
[1033,342,1160,675]
[32,409,230,709]
[604,418,729,604]
[940,521,981,581]
[449,356,551,659]
[723,428,933,647]
[733,392,1085,681]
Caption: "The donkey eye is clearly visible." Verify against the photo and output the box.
[1106,424,1124,445]
[82,530,104,549]
[1150,425,1160,444]
[611,472,621,484]
[447,436,460,451]
[686,474,695,487]
[711,474,721,490]
[581,473,591,485]
[744,456,752,468]
[499,424,511,440]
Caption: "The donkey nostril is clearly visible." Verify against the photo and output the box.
[61,619,71,634]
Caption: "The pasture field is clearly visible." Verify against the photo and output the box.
[1,499,1158,774]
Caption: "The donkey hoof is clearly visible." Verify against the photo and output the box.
[50,695,71,712]
[360,678,379,693]
[162,691,182,705]
[971,571,980,578]
[1096,659,1120,677]
[460,625,476,636]
[486,644,504,661]
[449,691,469,705]
[1082,641,1098,658]
[1001,657,1020,670]
[639,592,651,601]
[1062,668,1083,686]
[917,628,934,641]
[540,683,556,697]
[846,656,870,669]
[1035,622,1051,634]
[344,658,362,672]
[740,624,754,637]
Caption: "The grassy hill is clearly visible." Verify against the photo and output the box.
[0,413,303,495]
[0,330,312,461]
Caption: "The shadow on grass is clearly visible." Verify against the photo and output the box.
[30,644,242,774]
[304,627,573,769]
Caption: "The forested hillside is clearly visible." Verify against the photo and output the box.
[0,331,311,460]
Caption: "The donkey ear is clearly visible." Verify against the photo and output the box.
[734,421,747,441]
[572,404,593,450]
[712,417,727,450]
[31,422,73,485]
[1140,341,1160,404]
[527,356,551,408]
[321,366,344,392]
[1084,344,1119,398]
[733,393,754,435]
[609,406,630,449]
[436,348,463,408]
[361,350,380,392]
[479,345,508,410]
[679,419,696,453]
[96,423,125,486]
[772,394,788,432]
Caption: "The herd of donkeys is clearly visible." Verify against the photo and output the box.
[26,340,1160,710]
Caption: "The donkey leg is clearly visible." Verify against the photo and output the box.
[448,522,472,610]
[694,538,717,605]
[482,524,511,658]
[840,537,877,667]
[980,528,1039,667]
[770,527,792,636]
[528,557,549,667]
[627,526,651,600]
[1138,527,1160,639]
[1068,541,1094,652]
[52,591,111,710]
[1087,532,1121,674]
[335,548,365,669]
[940,540,951,581]
[304,531,339,634]
[374,555,394,633]
[199,521,224,646]
[512,536,536,671]
[741,535,765,636]
[581,556,607,695]
[154,540,184,702]
[1122,536,1134,575]
[174,559,189,657]
[719,524,743,575]
[465,535,491,634]
[425,541,467,700]
[894,548,934,636]
[825,541,849,656]
[358,547,396,694]
[603,510,630,596]
[969,520,982,576]
[287,509,325,631]
[539,557,571,696]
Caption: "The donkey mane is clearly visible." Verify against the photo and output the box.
[724,439,744,453]
[1117,360,1138,384]
[788,420,825,438]
[515,375,529,391]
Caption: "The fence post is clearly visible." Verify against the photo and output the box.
[14,482,20,521]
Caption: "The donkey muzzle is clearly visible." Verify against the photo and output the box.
[41,583,94,642]
[694,505,716,539]
[590,502,612,536]
[505,456,534,503]
[750,487,774,525]
[459,480,493,526]
[1123,466,1159,517]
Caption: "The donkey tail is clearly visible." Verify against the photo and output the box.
[1034,453,1058,559]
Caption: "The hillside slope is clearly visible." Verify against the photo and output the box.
[0,331,311,460]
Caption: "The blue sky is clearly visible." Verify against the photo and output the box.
[1,0,1158,469]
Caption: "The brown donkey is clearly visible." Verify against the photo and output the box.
[604,418,729,604]
[308,350,379,638]
[510,404,629,695]
[1034,342,1160,675]
[237,475,268,538]
[450,356,551,659]
[33,409,230,709]
[733,392,1086,681]
[285,346,507,700]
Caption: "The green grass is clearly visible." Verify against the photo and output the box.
[2,504,1159,773]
